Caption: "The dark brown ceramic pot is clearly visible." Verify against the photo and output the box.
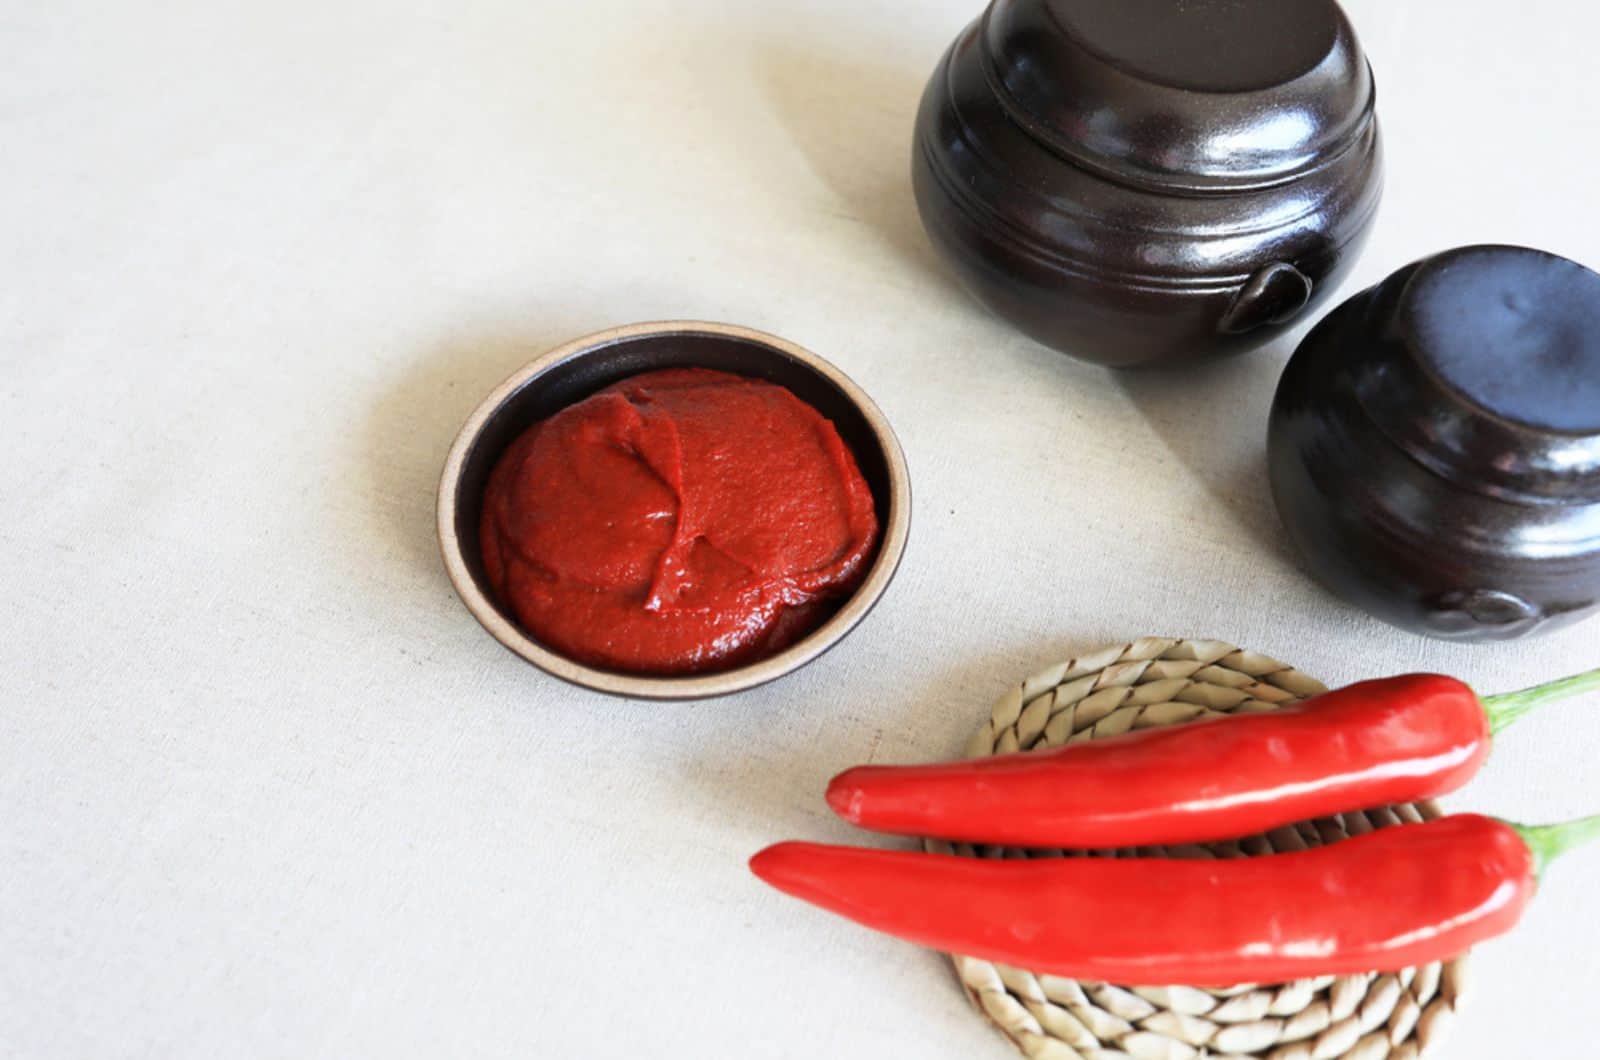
[913,0,1383,368]
[1269,246,1600,642]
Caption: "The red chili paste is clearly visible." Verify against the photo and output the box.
[479,368,881,675]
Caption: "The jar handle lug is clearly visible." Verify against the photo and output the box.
[1424,589,1545,637]
[1219,262,1313,334]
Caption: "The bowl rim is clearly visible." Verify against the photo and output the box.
[436,319,912,701]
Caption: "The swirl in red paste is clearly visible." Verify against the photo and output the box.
[479,368,881,675]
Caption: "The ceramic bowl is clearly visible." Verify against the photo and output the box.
[437,321,912,698]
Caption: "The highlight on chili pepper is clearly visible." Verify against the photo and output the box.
[749,813,1600,986]
[825,668,1600,849]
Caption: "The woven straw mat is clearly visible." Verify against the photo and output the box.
[925,637,1468,1060]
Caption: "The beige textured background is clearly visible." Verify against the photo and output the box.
[3,1,1597,1057]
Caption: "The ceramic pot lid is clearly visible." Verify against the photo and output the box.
[1355,246,1600,504]
[981,0,1375,192]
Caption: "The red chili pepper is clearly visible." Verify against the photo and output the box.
[826,669,1600,848]
[751,813,1599,985]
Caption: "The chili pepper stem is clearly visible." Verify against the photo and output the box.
[1481,666,1600,736]
[1512,815,1600,878]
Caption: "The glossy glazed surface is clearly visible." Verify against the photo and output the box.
[827,674,1490,847]
[480,368,880,675]
[1406,248,1600,438]
[988,0,1368,190]
[750,815,1535,985]
[913,0,1382,367]
[1270,246,1600,640]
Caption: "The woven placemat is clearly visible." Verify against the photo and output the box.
[925,637,1468,1060]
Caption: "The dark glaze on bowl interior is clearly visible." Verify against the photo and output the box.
[913,0,1383,367]
[1269,246,1600,641]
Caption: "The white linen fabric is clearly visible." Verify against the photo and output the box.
[3,1,1597,1057]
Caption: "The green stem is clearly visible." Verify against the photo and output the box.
[1481,666,1600,736]
[1513,814,1600,878]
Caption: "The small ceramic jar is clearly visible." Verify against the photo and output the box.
[912,0,1383,368]
[1269,246,1600,641]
